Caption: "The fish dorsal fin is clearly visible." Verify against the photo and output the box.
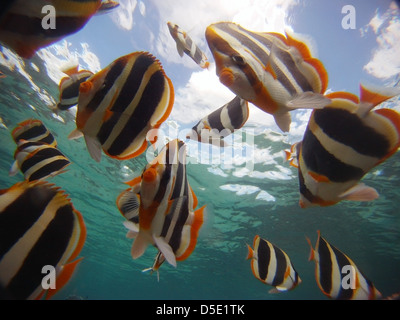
[326,91,359,104]
[339,183,379,202]
[246,244,254,260]
[154,236,176,267]
[360,83,400,108]
[285,30,313,59]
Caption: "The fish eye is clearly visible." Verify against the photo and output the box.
[231,55,245,65]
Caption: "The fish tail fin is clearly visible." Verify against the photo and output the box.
[305,236,315,261]
[131,233,149,260]
[44,257,84,300]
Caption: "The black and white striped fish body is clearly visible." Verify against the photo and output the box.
[247,235,301,293]
[167,22,210,69]
[187,96,249,146]
[205,22,330,132]
[306,231,382,300]
[55,68,93,112]
[0,180,86,300]
[128,140,184,267]
[118,140,205,270]
[9,140,71,182]
[11,119,57,147]
[297,86,400,208]
[69,51,174,162]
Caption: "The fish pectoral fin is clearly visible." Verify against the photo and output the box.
[44,257,84,300]
[9,161,19,176]
[286,92,331,110]
[154,236,176,267]
[84,135,102,162]
[176,42,185,57]
[308,171,330,183]
[68,129,84,140]
[268,287,283,294]
[130,232,148,259]
[273,112,291,132]
[339,183,379,201]
[126,230,138,239]
[123,220,139,238]
[117,189,140,219]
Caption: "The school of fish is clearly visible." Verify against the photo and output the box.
[0,0,400,300]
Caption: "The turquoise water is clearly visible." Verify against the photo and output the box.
[1,1,400,301]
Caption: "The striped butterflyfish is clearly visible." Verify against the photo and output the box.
[0,180,86,300]
[11,119,57,147]
[9,140,71,182]
[205,22,330,132]
[186,96,249,146]
[167,22,210,69]
[53,65,94,113]
[306,231,382,300]
[246,235,301,293]
[295,84,400,208]
[68,51,175,162]
[117,139,205,269]
[0,0,102,59]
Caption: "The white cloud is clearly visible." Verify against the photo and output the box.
[36,40,101,84]
[363,2,400,80]
[110,0,138,30]
[169,64,235,124]
[138,1,146,16]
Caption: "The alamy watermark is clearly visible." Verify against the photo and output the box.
[41,265,56,290]
[41,5,56,30]
[341,265,356,290]
[342,5,356,30]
